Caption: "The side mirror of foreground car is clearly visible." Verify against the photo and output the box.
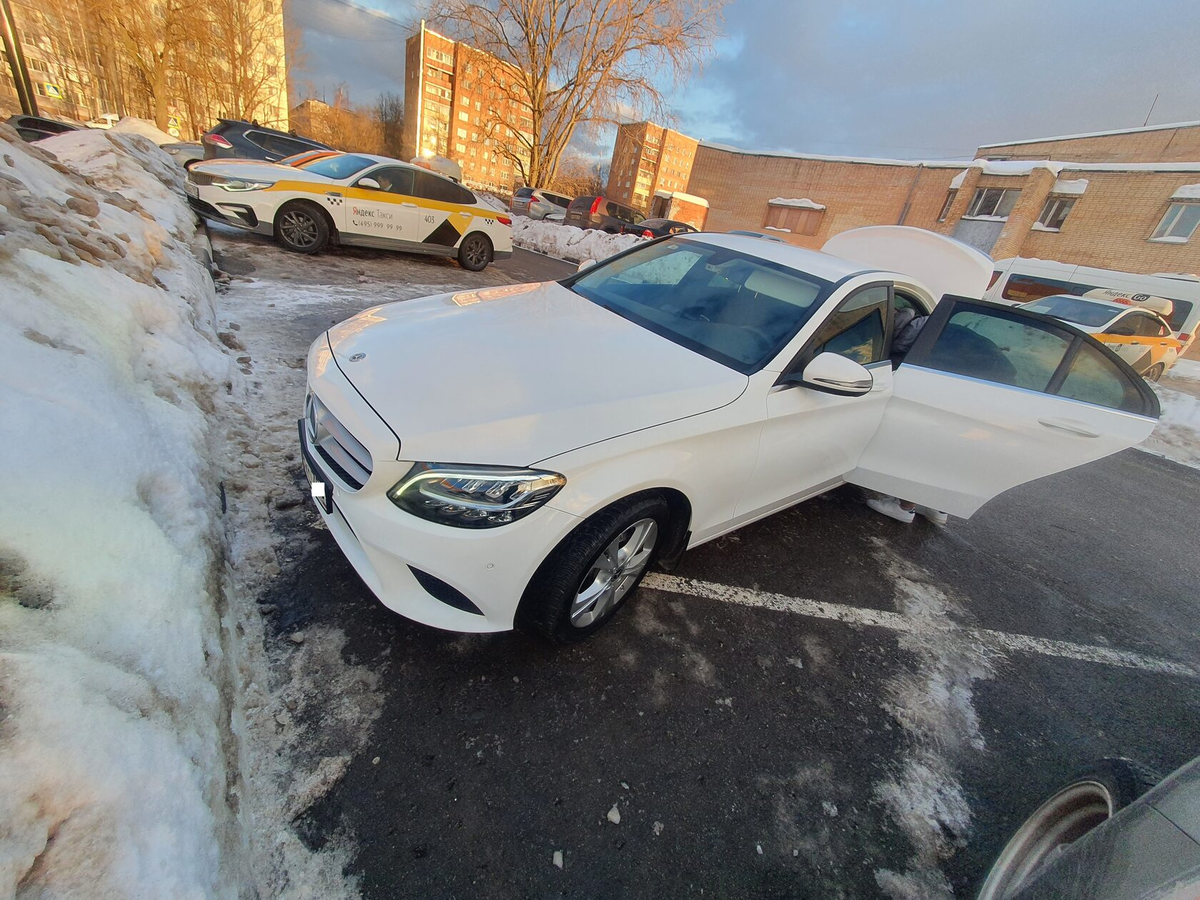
[796,352,874,396]
[577,258,597,273]
[357,177,381,190]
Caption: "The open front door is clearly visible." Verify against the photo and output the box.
[848,298,1160,518]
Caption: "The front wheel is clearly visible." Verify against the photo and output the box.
[977,758,1159,900]
[516,494,669,643]
[276,203,329,254]
[457,233,492,271]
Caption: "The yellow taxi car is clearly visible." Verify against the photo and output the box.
[1020,292,1182,381]
[185,152,512,271]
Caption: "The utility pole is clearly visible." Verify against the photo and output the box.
[0,0,37,116]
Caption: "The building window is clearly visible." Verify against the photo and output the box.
[1151,203,1200,243]
[455,142,466,152]
[765,202,824,236]
[965,188,1019,219]
[458,111,469,122]
[937,190,956,222]
[1036,197,1076,232]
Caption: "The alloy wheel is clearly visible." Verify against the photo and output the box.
[464,235,488,267]
[570,518,658,628]
[281,210,318,248]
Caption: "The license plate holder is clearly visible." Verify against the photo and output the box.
[298,419,332,513]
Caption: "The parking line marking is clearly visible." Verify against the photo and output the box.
[642,573,1199,680]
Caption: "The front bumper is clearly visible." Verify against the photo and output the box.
[185,182,274,234]
[300,338,579,632]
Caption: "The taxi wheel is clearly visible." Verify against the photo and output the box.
[276,202,329,254]
[457,233,492,271]
[1145,363,1165,382]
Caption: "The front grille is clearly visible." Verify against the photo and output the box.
[306,393,373,490]
[187,196,223,219]
[188,170,217,186]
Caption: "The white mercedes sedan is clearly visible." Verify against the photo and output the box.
[300,228,1159,641]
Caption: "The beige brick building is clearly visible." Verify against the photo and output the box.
[607,121,699,213]
[402,22,532,194]
[622,121,1200,275]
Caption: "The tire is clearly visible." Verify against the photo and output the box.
[977,758,1160,900]
[457,232,492,271]
[516,494,670,643]
[1144,363,1165,383]
[275,202,329,254]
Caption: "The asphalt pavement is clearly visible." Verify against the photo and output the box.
[214,227,1200,899]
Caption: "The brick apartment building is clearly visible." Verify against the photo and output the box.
[402,21,533,194]
[617,120,1200,275]
[607,121,700,213]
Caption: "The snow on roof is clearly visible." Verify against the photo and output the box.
[653,189,709,208]
[1052,178,1088,195]
[768,197,825,210]
[979,120,1200,149]
[1173,184,1200,200]
[699,141,971,169]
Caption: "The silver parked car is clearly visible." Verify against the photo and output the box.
[979,755,1200,899]
[510,186,572,220]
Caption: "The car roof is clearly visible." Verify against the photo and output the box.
[677,233,871,282]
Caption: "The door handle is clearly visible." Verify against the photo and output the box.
[1038,418,1099,438]
[401,202,417,208]
[325,191,342,197]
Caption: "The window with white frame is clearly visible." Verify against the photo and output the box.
[937,190,956,222]
[966,188,1019,219]
[1151,203,1200,243]
[1037,197,1076,231]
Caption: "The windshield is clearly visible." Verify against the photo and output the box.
[568,238,833,373]
[1023,295,1119,327]
[296,153,375,180]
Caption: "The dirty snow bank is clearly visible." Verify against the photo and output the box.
[1142,359,1200,469]
[0,127,241,897]
[511,216,640,262]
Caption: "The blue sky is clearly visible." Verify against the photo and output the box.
[288,0,1200,160]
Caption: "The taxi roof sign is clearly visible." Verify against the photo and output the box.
[1083,288,1174,317]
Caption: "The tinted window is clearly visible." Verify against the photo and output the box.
[1022,296,1120,327]
[605,201,619,217]
[411,171,473,204]
[361,166,414,195]
[548,193,572,208]
[299,154,376,179]
[514,187,534,198]
[809,286,889,365]
[923,309,1072,391]
[1058,342,1145,413]
[569,196,597,211]
[252,132,311,156]
[1133,315,1166,337]
[569,238,832,373]
[1002,274,1101,304]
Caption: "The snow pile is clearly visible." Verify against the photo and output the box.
[1142,359,1200,468]
[768,197,825,210]
[511,216,640,262]
[111,116,179,146]
[0,126,240,897]
[1172,183,1200,200]
[1052,177,1088,195]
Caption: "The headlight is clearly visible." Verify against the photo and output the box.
[215,178,274,192]
[388,463,565,529]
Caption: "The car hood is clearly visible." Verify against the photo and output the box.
[325,281,748,466]
[192,160,329,183]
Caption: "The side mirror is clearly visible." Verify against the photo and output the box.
[797,352,873,396]
[357,177,381,190]
[577,258,598,273]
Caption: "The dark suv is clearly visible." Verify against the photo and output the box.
[563,195,644,233]
[202,119,332,162]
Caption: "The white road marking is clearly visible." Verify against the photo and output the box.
[642,573,1198,680]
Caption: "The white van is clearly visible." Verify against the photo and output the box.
[985,258,1200,350]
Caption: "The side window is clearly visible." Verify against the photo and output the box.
[1135,315,1165,337]
[254,133,309,157]
[1106,315,1139,337]
[606,201,619,218]
[808,286,889,365]
[412,171,467,204]
[922,309,1072,391]
[361,167,414,195]
[1001,274,1100,304]
[1057,342,1145,413]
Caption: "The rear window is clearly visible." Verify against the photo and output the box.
[514,187,534,198]
[569,196,598,211]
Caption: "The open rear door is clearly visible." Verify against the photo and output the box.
[848,298,1160,517]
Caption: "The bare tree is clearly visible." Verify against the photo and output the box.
[426,0,726,186]
[199,0,289,127]
[96,0,192,130]
[548,153,605,197]
[375,92,405,157]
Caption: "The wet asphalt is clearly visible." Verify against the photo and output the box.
[214,227,1200,899]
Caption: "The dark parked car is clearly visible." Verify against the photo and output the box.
[202,119,331,162]
[563,195,644,233]
[620,217,698,239]
[7,114,80,142]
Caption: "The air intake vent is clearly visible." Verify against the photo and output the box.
[306,393,373,490]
